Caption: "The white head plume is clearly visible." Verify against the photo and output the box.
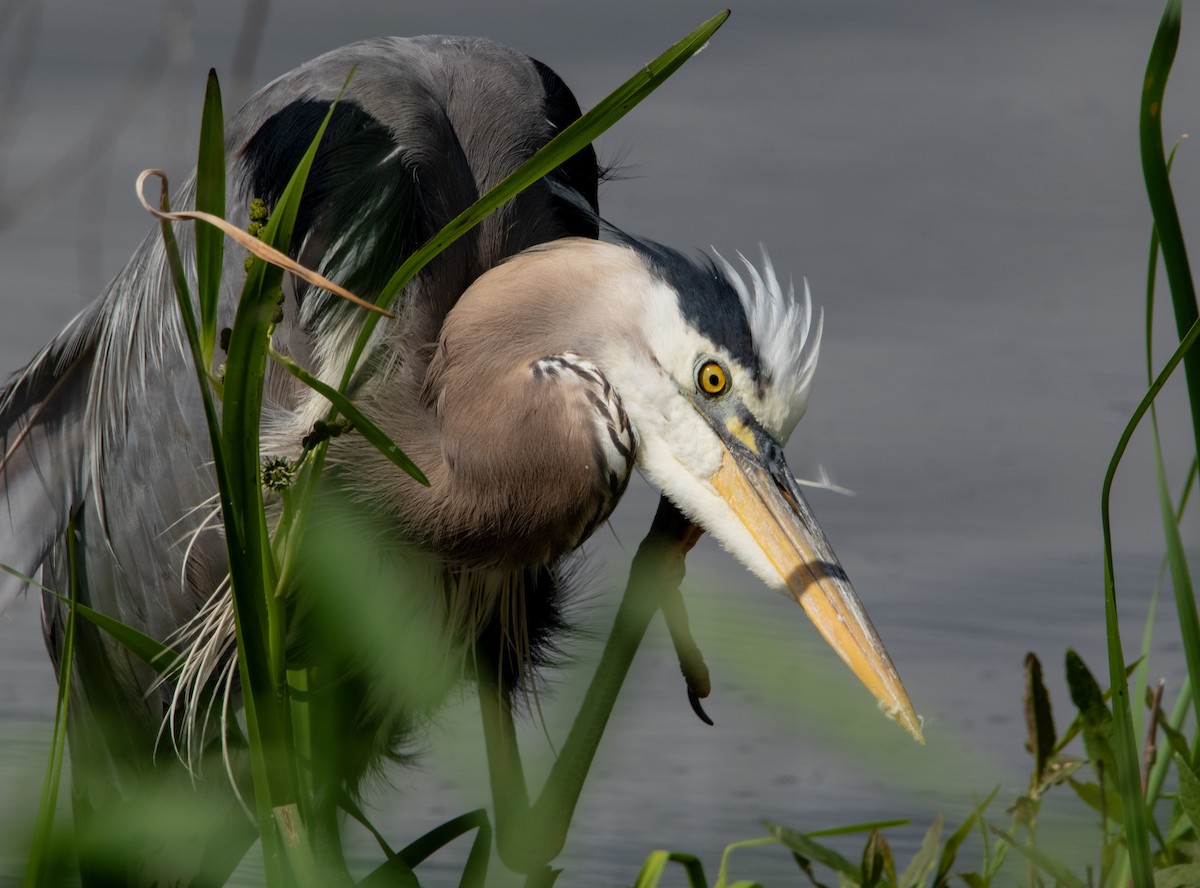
[712,247,823,440]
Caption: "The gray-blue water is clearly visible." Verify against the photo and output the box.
[2,1,1198,884]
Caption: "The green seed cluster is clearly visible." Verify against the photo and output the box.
[244,198,269,271]
[260,455,298,491]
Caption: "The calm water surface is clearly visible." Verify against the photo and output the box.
[2,2,1198,884]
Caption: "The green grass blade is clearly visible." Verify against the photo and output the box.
[986,826,1087,888]
[1145,460,1199,809]
[934,796,990,888]
[396,809,491,869]
[766,823,857,877]
[222,207,293,888]
[23,515,81,888]
[221,69,355,637]
[1157,864,1200,888]
[1141,0,1200,458]
[899,814,943,888]
[219,71,353,887]
[667,854,707,888]
[196,69,225,366]
[633,855,711,888]
[356,858,420,888]
[269,348,428,485]
[1101,315,1200,887]
[1174,753,1200,834]
[1151,407,1199,727]
[0,561,58,594]
[45,591,182,674]
[1131,190,1168,750]
[1130,563,1160,749]
[1149,656,1196,808]
[1067,778,1126,824]
[800,819,911,839]
[336,10,731,392]
[633,851,671,888]
[5,557,185,677]
[1105,5,1200,876]
[1141,134,1199,778]
[357,809,492,887]
[339,794,397,860]
[715,838,777,888]
[977,794,1010,880]
[457,817,491,888]
[1157,705,1192,763]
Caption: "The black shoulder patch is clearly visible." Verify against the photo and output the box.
[619,236,760,378]
[238,59,601,328]
[530,58,600,239]
[240,99,425,312]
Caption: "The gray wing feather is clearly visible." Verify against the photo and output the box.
[0,309,96,610]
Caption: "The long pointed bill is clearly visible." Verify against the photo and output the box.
[710,418,923,743]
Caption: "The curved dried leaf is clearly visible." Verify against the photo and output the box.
[137,169,389,317]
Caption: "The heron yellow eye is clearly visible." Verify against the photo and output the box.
[697,360,728,396]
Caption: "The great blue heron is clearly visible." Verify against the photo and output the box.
[1,34,919,882]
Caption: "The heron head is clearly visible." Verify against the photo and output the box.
[569,237,923,743]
